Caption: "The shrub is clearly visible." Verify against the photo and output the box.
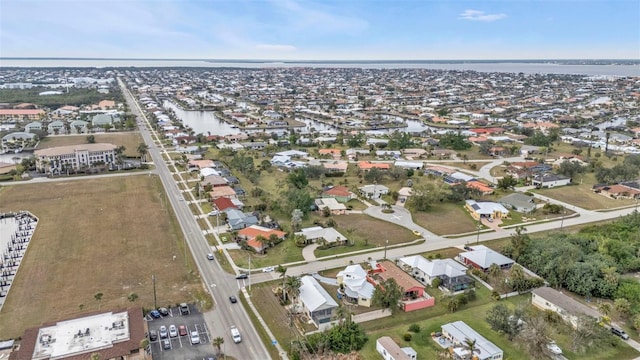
[464,288,476,302]
[408,324,421,333]
[403,333,412,341]
[491,290,501,301]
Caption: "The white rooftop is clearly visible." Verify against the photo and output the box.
[32,311,130,360]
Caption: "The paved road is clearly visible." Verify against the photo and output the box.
[0,170,155,186]
[118,79,271,360]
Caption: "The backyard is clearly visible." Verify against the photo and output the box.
[0,175,207,338]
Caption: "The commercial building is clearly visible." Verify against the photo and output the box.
[34,143,117,173]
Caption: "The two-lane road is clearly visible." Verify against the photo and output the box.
[119,78,270,360]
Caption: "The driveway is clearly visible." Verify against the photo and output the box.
[363,205,437,240]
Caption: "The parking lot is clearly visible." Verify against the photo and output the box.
[146,304,218,360]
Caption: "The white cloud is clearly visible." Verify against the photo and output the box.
[459,9,507,22]
[256,44,297,51]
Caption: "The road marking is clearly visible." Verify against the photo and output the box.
[392,215,401,220]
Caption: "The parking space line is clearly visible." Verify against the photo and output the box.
[202,322,211,344]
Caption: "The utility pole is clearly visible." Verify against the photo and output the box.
[476,219,481,245]
[248,254,252,293]
[560,207,566,232]
[384,239,389,260]
[152,274,157,309]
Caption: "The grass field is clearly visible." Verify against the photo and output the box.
[533,173,635,210]
[412,203,478,235]
[0,175,207,338]
[36,132,144,158]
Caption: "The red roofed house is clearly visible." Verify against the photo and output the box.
[213,197,239,211]
[370,261,435,312]
[321,186,355,203]
[358,161,390,171]
[466,180,494,195]
[238,225,287,253]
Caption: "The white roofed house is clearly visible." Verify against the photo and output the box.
[295,226,347,246]
[336,264,376,307]
[441,321,503,360]
[531,287,601,328]
[464,200,509,220]
[398,255,474,292]
[457,245,514,272]
[298,275,338,327]
[314,198,347,215]
[376,336,417,360]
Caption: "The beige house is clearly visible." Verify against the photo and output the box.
[531,287,600,328]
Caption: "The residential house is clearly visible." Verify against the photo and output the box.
[532,173,571,188]
[376,336,417,360]
[201,175,228,189]
[213,197,240,212]
[457,245,514,272]
[593,183,640,200]
[376,150,401,159]
[47,120,66,135]
[208,186,236,200]
[441,321,503,360]
[321,185,354,203]
[394,161,423,170]
[359,184,390,199]
[371,261,435,312]
[0,109,45,121]
[69,120,89,134]
[298,276,338,327]
[464,200,509,220]
[199,167,220,178]
[322,161,349,174]
[1,132,37,153]
[24,121,43,133]
[531,287,601,328]
[336,264,376,307]
[398,255,473,292]
[237,225,286,253]
[318,148,342,159]
[240,141,266,150]
[226,209,259,230]
[466,180,494,195]
[498,193,536,213]
[402,148,427,159]
[275,149,308,158]
[91,113,119,127]
[295,226,347,245]
[444,172,475,185]
[188,159,215,170]
[424,166,455,177]
[314,198,347,215]
[358,161,390,171]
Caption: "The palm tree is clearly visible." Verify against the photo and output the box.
[127,292,139,303]
[137,143,149,162]
[94,292,104,310]
[212,336,224,355]
[254,235,268,254]
[463,337,478,360]
[285,276,302,307]
[488,263,502,279]
[334,305,353,325]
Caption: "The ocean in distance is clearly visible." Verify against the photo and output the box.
[0,58,639,77]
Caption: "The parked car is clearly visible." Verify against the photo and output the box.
[158,307,169,316]
[179,303,190,315]
[178,325,188,336]
[190,331,201,344]
[229,295,238,303]
[208,210,220,216]
[159,326,168,339]
[412,230,421,236]
[169,325,178,337]
[162,339,171,350]
[611,326,629,340]
[262,266,275,273]
[149,330,158,341]
[546,341,562,355]
[207,253,215,260]
[149,310,161,319]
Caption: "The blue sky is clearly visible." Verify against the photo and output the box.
[1,0,639,60]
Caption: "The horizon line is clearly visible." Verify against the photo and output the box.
[1,57,639,62]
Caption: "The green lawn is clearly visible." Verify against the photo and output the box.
[412,202,478,235]
[533,173,634,210]
[228,240,305,268]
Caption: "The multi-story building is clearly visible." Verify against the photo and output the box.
[34,143,117,173]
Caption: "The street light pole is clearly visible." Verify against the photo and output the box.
[384,239,389,260]
[476,219,481,245]
[560,207,566,232]
[152,274,157,309]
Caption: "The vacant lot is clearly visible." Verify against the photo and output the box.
[36,132,144,158]
[412,203,477,235]
[0,175,205,338]
[534,173,634,210]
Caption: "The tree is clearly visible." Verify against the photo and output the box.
[372,278,403,314]
[632,314,640,331]
[334,305,353,325]
[286,189,313,216]
[462,338,477,360]
[496,175,518,190]
[408,182,443,211]
[291,208,304,231]
[212,336,224,355]
[86,135,96,143]
[447,297,460,312]
[114,145,126,169]
[439,133,472,150]
[288,169,308,189]
[516,313,550,359]
[94,292,104,310]
[127,292,138,303]
[254,235,268,254]
[507,226,529,261]
[364,168,384,183]
[485,303,524,340]
[571,315,608,353]
[614,298,631,317]
[285,276,302,307]
[136,143,149,162]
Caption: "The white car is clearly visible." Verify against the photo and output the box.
[546,341,562,355]
[169,324,178,338]
[190,331,200,344]
[208,210,220,216]
[262,266,275,273]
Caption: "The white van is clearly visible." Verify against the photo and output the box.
[230,326,242,343]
